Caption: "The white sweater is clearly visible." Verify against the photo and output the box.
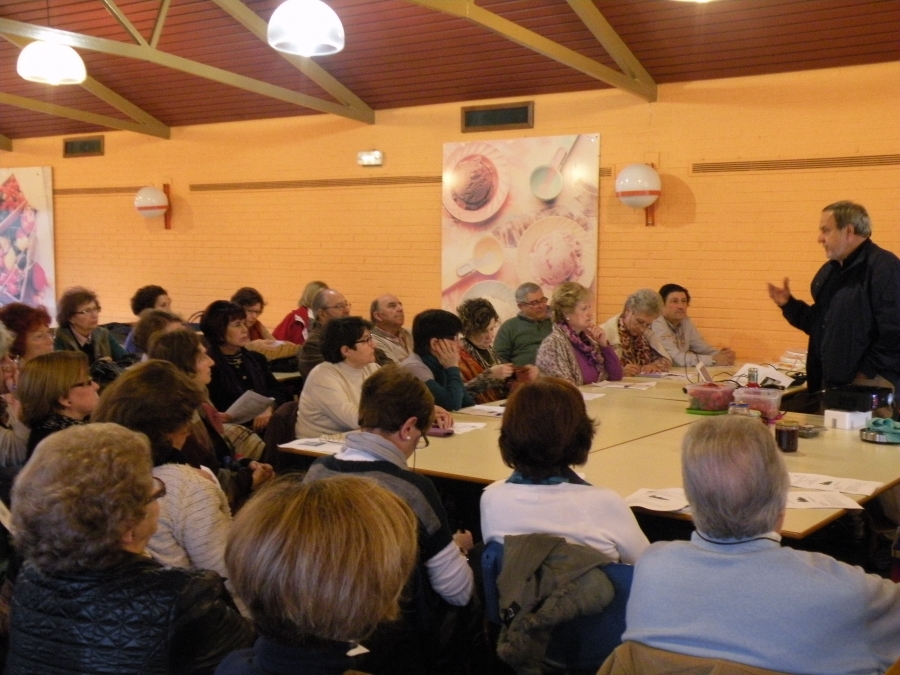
[295,361,379,438]
[480,480,650,564]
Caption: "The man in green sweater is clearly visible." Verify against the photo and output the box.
[494,282,552,367]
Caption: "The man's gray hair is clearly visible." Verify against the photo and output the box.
[623,288,663,316]
[515,282,542,303]
[682,416,789,539]
[311,289,337,324]
[369,297,381,322]
[824,201,871,237]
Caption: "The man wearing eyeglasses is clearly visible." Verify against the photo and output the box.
[298,288,352,378]
[494,282,552,367]
[601,288,671,376]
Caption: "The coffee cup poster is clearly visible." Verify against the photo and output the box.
[0,167,56,320]
[441,134,599,321]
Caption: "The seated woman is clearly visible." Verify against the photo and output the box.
[131,308,183,358]
[401,309,475,411]
[456,298,537,404]
[200,301,290,432]
[53,286,128,365]
[600,288,671,377]
[295,316,379,438]
[7,423,253,674]
[217,475,417,675]
[0,321,28,469]
[230,287,272,341]
[148,329,273,511]
[91,361,241,613]
[480,378,649,564]
[536,282,623,385]
[272,280,328,345]
[18,351,99,458]
[0,302,54,363]
[124,284,171,354]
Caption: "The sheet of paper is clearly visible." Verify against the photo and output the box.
[786,491,863,510]
[592,381,657,390]
[582,392,605,401]
[224,390,276,425]
[625,488,689,511]
[278,438,343,454]
[452,422,487,434]
[789,473,883,496]
[459,405,505,418]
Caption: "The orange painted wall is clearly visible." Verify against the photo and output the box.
[2,61,898,362]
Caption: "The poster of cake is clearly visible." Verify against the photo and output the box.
[0,167,56,321]
[441,134,599,322]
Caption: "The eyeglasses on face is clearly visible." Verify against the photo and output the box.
[324,302,351,311]
[415,432,430,450]
[71,378,95,388]
[355,334,374,345]
[146,477,166,504]
[72,306,101,316]
[520,297,548,308]
[28,328,56,341]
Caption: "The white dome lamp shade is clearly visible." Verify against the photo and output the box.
[615,163,662,226]
[17,40,87,86]
[267,0,345,57]
[134,185,172,229]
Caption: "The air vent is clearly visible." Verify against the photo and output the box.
[693,154,900,174]
[461,102,534,133]
[63,136,104,158]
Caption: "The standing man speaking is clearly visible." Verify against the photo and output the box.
[768,201,900,416]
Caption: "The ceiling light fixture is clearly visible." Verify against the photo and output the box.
[17,40,87,85]
[267,0,345,57]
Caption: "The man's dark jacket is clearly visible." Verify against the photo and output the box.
[781,238,900,393]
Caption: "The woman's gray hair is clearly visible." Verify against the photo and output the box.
[623,288,663,316]
[682,416,789,539]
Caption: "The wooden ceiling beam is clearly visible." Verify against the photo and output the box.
[0,14,374,125]
[0,134,11,152]
[405,0,656,102]
[100,0,150,47]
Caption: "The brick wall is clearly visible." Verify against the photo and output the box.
[3,61,898,362]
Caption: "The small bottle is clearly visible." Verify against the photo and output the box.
[746,367,761,388]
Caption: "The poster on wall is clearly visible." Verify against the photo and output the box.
[0,167,56,321]
[441,134,599,322]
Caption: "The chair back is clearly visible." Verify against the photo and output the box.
[482,540,634,671]
[262,399,300,472]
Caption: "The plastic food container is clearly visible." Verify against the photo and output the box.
[685,383,736,412]
[732,387,783,420]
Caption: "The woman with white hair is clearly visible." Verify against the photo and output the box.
[600,288,671,377]
[617,415,900,674]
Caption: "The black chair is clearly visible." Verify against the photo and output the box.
[262,400,312,474]
[482,540,634,673]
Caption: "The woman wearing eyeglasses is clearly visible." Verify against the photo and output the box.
[18,351,100,458]
[295,316,379,439]
[52,286,128,364]
[0,302,54,364]
[599,288,671,377]
[6,423,253,675]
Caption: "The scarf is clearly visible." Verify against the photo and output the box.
[558,322,606,374]
[343,430,408,469]
[507,467,591,486]
[617,316,654,367]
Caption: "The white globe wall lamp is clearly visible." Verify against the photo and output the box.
[134,185,171,230]
[615,163,661,226]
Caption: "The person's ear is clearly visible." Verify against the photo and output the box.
[340,344,353,358]
[57,394,72,411]
[400,416,419,440]
[429,337,440,352]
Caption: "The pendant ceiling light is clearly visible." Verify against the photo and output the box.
[267,0,345,57]
[17,40,87,85]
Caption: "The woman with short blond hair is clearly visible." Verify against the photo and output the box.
[217,474,417,674]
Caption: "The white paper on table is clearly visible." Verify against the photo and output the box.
[625,488,689,511]
[452,422,487,434]
[787,491,863,510]
[789,473,883,496]
[279,438,343,454]
[582,392,605,401]
[592,381,657,390]
[459,405,505,418]
[224,390,276,425]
